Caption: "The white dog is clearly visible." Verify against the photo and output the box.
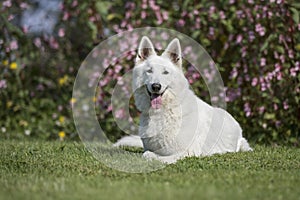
[115,36,252,163]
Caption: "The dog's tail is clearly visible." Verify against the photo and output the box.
[113,135,143,148]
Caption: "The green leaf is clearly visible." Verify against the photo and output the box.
[290,7,299,24]
[107,13,123,21]
[275,45,285,54]
[96,1,111,16]
[87,21,97,40]
[260,34,277,52]
[264,113,275,120]
[291,3,300,9]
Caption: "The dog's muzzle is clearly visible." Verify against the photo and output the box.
[146,83,167,109]
[151,83,161,93]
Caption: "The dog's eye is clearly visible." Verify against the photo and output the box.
[163,70,169,75]
[146,69,153,73]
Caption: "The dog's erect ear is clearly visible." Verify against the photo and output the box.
[162,38,182,68]
[136,36,156,63]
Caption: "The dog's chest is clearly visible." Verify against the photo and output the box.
[139,108,182,155]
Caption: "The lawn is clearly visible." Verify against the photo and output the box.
[0,140,299,200]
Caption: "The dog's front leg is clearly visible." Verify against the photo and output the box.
[143,151,183,164]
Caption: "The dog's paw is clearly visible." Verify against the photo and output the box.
[143,151,158,160]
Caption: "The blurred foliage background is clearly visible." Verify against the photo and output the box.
[0,0,299,145]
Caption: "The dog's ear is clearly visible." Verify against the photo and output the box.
[136,36,156,63]
[162,38,182,68]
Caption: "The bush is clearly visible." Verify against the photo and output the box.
[0,0,299,145]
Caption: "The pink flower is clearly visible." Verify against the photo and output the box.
[161,32,169,40]
[219,11,226,19]
[279,55,285,63]
[209,5,216,16]
[8,14,14,21]
[181,11,187,17]
[275,63,281,72]
[276,72,282,80]
[288,50,294,58]
[22,25,29,34]
[255,23,266,36]
[149,0,159,11]
[273,103,278,111]
[125,11,131,19]
[251,77,258,86]
[141,11,147,19]
[209,27,215,36]
[49,37,59,49]
[155,12,163,24]
[230,68,238,79]
[283,100,289,110]
[63,12,70,21]
[71,0,78,7]
[192,73,200,80]
[20,2,28,9]
[258,106,265,114]
[99,79,108,87]
[236,10,244,18]
[34,37,42,48]
[241,46,247,57]
[115,109,125,119]
[2,0,12,7]
[142,0,147,9]
[248,31,255,42]
[89,16,96,22]
[260,58,266,66]
[244,102,251,117]
[260,78,267,91]
[0,80,7,89]
[236,34,243,44]
[58,28,65,37]
[183,46,192,54]
[114,64,122,73]
[106,105,112,112]
[9,40,18,50]
[162,11,169,20]
[290,68,297,77]
[177,19,185,27]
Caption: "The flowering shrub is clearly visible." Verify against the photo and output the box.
[0,0,102,140]
[1,0,299,145]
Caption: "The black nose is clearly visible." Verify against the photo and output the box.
[151,83,161,92]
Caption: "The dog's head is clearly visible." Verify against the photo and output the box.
[133,37,188,112]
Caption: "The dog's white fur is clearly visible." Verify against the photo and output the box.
[114,37,252,163]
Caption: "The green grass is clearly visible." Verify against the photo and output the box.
[0,141,299,200]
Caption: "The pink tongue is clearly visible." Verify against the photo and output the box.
[151,95,162,109]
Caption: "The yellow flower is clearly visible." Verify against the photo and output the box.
[58,75,68,86]
[2,60,9,66]
[6,101,13,108]
[19,120,28,127]
[59,116,65,123]
[10,62,18,70]
[92,97,97,102]
[70,98,77,104]
[58,131,66,139]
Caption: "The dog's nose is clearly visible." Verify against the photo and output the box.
[151,83,161,92]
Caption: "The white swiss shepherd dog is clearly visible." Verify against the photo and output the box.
[115,36,252,163]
